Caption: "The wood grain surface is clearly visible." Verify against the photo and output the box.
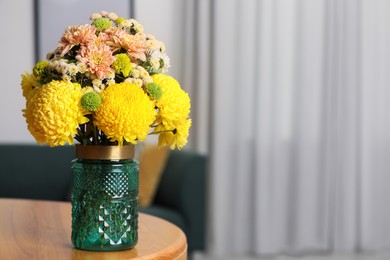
[0,198,187,260]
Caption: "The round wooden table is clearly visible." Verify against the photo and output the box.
[0,198,187,260]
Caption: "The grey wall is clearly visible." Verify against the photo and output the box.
[0,1,35,143]
[37,0,131,61]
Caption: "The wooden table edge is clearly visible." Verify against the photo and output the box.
[137,213,188,259]
[0,198,188,260]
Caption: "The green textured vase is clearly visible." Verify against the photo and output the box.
[71,145,139,251]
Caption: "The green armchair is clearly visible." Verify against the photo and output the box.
[0,144,206,253]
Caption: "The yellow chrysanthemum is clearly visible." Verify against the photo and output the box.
[23,80,89,147]
[94,82,156,145]
[151,74,191,128]
[21,72,38,98]
[156,119,192,150]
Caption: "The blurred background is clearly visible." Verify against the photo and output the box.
[2,0,390,259]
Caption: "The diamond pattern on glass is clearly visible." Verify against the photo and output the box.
[71,159,139,251]
[97,199,138,245]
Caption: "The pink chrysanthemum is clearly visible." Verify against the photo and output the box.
[105,28,147,61]
[56,25,97,56]
[76,44,115,79]
[124,33,148,61]
[88,32,110,48]
[104,27,129,53]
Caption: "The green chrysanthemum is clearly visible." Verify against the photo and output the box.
[81,92,102,111]
[94,82,156,146]
[146,82,163,100]
[112,53,132,77]
[92,18,111,31]
[33,60,48,76]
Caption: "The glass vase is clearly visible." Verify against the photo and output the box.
[71,145,139,251]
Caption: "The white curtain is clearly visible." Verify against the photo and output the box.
[180,0,390,256]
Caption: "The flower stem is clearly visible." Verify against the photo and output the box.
[150,129,175,135]
[93,126,99,145]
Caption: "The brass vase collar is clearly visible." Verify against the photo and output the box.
[75,145,134,160]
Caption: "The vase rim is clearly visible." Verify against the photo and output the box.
[75,144,134,160]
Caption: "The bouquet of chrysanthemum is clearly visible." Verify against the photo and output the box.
[20,11,191,149]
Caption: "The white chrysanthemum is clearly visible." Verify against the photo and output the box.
[92,79,102,87]
[131,69,140,78]
[52,60,60,71]
[147,40,159,50]
[146,34,156,40]
[149,51,161,70]
[152,60,160,70]
[92,79,105,93]
[137,66,149,78]
[93,85,105,93]
[46,51,54,60]
[124,77,134,83]
[68,64,78,75]
[107,79,116,86]
[161,53,170,72]
[135,24,144,33]
[62,74,71,82]
[108,12,118,21]
[56,60,68,74]
[77,62,87,73]
[90,13,102,21]
[144,76,153,84]
[159,41,166,52]
[48,60,57,70]
[100,10,108,17]
[107,72,115,79]
[135,79,143,87]
[141,70,149,78]
[119,20,131,28]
